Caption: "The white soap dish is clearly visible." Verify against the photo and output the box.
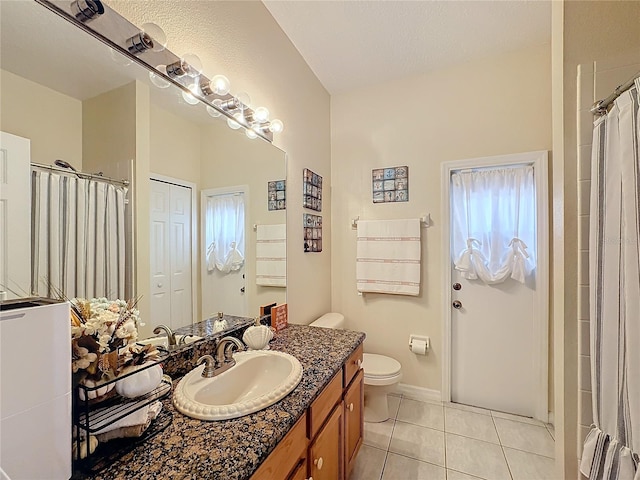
[242,324,273,350]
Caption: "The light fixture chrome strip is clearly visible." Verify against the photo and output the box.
[35,0,275,142]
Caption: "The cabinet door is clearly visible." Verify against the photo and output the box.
[344,369,364,479]
[287,460,307,480]
[309,404,343,480]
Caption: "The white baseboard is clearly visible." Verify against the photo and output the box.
[395,383,441,403]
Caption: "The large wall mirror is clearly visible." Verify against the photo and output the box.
[0,1,286,338]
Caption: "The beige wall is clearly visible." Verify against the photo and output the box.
[1,69,82,169]
[559,1,640,476]
[149,104,202,187]
[83,82,137,183]
[107,0,332,325]
[331,44,552,390]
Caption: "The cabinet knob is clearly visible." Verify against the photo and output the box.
[355,359,362,368]
[307,477,313,480]
[314,457,324,470]
[348,402,354,412]
[157,283,162,288]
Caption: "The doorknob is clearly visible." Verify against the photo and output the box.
[452,300,462,309]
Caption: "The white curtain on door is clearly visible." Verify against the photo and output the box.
[205,193,245,273]
[31,170,127,299]
[451,166,536,284]
[580,79,639,480]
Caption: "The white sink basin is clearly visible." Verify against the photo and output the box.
[136,334,202,349]
[173,350,303,421]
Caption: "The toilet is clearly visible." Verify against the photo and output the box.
[310,313,402,423]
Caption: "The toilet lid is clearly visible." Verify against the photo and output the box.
[362,353,402,377]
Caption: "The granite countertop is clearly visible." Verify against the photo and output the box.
[88,324,365,480]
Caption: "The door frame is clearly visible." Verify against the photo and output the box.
[149,173,198,326]
[440,150,550,421]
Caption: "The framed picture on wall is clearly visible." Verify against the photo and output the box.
[268,179,286,210]
[303,213,322,252]
[372,166,409,203]
[303,168,322,211]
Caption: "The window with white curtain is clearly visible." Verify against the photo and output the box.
[451,165,536,285]
[204,192,245,274]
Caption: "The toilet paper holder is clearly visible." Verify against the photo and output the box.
[409,334,430,354]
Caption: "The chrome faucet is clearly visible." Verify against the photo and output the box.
[153,324,177,347]
[197,355,217,378]
[195,336,245,377]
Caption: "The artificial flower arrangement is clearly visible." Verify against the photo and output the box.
[70,297,161,402]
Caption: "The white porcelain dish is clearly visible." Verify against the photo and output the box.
[242,325,274,350]
[173,350,303,421]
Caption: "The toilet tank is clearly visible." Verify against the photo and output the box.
[310,313,345,329]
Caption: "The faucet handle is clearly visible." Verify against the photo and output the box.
[197,355,216,378]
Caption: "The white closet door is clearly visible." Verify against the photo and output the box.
[149,179,193,331]
[150,181,171,329]
[169,185,192,329]
[0,132,31,300]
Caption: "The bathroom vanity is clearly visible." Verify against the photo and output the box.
[84,324,365,480]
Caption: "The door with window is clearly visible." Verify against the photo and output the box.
[444,151,548,420]
[150,179,193,330]
[201,186,247,318]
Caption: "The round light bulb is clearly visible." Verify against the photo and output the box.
[269,119,284,133]
[110,48,132,66]
[149,65,170,89]
[211,75,230,96]
[235,91,251,110]
[207,104,222,118]
[254,107,269,123]
[227,112,243,130]
[182,53,203,77]
[181,83,200,105]
[246,128,258,139]
[141,23,167,52]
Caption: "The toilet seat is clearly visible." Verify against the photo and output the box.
[362,353,402,386]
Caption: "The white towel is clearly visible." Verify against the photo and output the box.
[356,219,421,296]
[256,224,286,287]
[92,401,163,435]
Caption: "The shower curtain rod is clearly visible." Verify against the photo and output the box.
[31,162,130,187]
[591,71,639,116]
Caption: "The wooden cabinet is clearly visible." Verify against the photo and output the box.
[344,369,364,479]
[287,460,308,480]
[309,404,344,480]
[251,413,308,480]
[252,343,365,480]
[343,343,363,388]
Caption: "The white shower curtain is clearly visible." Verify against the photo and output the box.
[451,166,536,284]
[31,170,127,299]
[580,79,639,480]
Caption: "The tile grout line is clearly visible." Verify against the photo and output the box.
[491,412,515,480]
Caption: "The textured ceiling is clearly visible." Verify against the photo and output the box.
[263,0,552,94]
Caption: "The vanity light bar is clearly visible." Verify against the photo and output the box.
[36,0,282,142]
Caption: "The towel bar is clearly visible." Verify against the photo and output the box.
[351,214,431,229]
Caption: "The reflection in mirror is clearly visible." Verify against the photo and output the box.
[0,1,286,338]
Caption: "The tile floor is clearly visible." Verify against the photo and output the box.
[352,394,557,480]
